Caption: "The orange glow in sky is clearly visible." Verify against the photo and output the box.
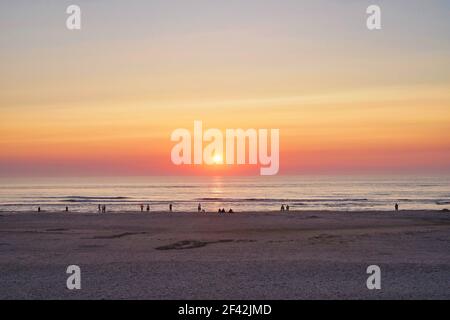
[1,1,449,177]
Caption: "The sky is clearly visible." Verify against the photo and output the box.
[0,0,449,177]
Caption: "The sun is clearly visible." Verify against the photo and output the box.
[213,154,223,164]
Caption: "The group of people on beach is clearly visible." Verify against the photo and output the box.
[198,203,234,213]
[138,204,175,212]
[36,202,403,213]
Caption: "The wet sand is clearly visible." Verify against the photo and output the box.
[0,210,449,299]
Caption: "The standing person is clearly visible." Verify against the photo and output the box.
[198,203,201,212]
[38,207,41,213]
[140,204,144,212]
[280,204,285,212]
[102,205,106,213]
[146,204,150,212]
[65,206,69,212]
[286,205,290,211]
[395,203,399,211]
[98,204,101,212]
[169,203,173,212]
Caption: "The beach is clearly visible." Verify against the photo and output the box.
[0,210,449,299]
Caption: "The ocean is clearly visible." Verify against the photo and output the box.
[0,175,449,213]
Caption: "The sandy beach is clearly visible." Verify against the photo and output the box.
[0,210,449,299]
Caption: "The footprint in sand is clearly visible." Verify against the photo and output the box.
[155,239,233,250]
[90,232,147,239]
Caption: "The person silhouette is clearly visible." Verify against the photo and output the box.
[169,203,173,212]
[286,205,290,211]
[395,203,399,211]
[228,209,234,213]
[38,207,41,213]
[146,204,150,212]
[65,206,68,212]
[140,204,144,212]
[281,205,285,211]
[198,203,201,212]
[98,204,101,212]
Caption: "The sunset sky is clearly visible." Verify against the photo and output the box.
[1,0,449,176]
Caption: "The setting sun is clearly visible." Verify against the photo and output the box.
[213,154,223,164]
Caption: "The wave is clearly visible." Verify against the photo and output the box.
[43,196,132,203]
[195,197,369,203]
[41,196,130,200]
